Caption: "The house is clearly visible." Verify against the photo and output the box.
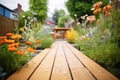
[45,17,56,28]
[13,3,24,15]
[0,4,18,20]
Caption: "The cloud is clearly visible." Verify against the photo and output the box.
[0,0,68,17]
[0,0,29,11]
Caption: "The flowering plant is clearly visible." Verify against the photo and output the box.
[66,28,77,43]
[0,33,37,75]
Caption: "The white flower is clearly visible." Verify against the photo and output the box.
[91,8,95,11]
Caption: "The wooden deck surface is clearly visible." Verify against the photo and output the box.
[7,41,119,80]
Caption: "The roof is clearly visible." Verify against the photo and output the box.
[0,3,16,13]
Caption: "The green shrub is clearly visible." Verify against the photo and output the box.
[75,2,120,78]
[41,37,54,49]
[0,44,29,74]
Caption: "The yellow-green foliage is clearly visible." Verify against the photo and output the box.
[66,28,77,43]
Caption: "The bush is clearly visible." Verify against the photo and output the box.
[0,44,29,74]
[66,28,77,43]
[41,37,54,49]
[75,2,120,78]
[0,33,35,75]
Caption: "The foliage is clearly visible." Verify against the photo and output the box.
[0,33,33,74]
[21,24,54,49]
[18,11,32,28]
[0,66,7,80]
[75,1,120,78]
[52,9,66,25]
[41,36,54,49]
[37,28,54,49]
[58,15,71,27]
[20,25,42,49]
[0,44,29,74]
[111,8,120,47]
[66,28,77,43]
[66,0,108,22]
[29,0,47,23]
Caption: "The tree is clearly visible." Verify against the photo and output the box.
[29,0,47,23]
[58,15,71,27]
[52,9,66,25]
[66,0,108,22]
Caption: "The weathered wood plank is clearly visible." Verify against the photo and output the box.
[29,42,58,80]
[62,42,95,80]
[7,49,50,80]
[50,41,72,80]
[66,42,119,80]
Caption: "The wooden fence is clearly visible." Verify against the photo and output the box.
[0,15,18,36]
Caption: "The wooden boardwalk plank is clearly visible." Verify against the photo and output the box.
[62,41,95,80]
[29,42,58,80]
[65,42,119,80]
[51,41,72,80]
[7,48,50,80]
[7,41,119,80]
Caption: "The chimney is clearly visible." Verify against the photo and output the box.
[17,3,22,14]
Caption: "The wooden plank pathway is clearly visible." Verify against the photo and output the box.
[7,41,119,80]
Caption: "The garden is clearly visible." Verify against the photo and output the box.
[0,0,120,79]
[0,25,54,79]
[65,1,120,79]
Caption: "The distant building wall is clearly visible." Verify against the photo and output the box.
[0,4,18,20]
[5,9,10,18]
[0,6,4,15]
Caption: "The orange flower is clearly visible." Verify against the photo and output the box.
[8,43,19,48]
[93,9,98,15]
[8,44,15,48]
[11,35,16,39]
[0,36,6,44]
[16,50,25,55]
[103,4,112,16]
[8,47,17,51]
[26,47,36,53]
[36,39,41,44]
[6,33,13,36]
[26,41,32,45]
[87,15,96,22]
[11,35,22,39]
[14,43,19,47]
[16,35,22,39]
[0,36,7,39]
[106,4,112,10]
[0,39,4,44]
[5,39,15,43]
[103,6,107,13]
[93,1,102,9]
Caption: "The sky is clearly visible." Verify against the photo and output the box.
[0,0,68,17]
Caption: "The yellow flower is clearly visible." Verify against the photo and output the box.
[19,28,23,31]
[66,28,77,43]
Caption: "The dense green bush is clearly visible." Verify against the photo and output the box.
[0,44,29,74]
[75,2,120,78]
[41,37,54,49]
